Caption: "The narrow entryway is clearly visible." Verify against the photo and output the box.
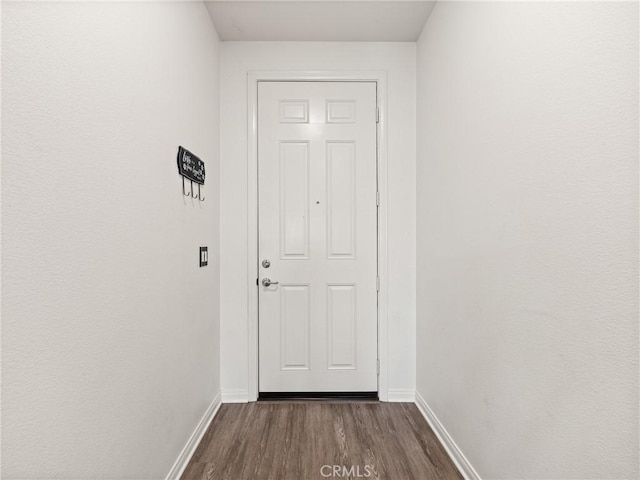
[181,402,462,480]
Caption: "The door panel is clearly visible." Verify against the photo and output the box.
[280,284,310,370]
[279,142,310,259]
[258,81,377,393]
[327,141,357,259]
[327,284,357,370]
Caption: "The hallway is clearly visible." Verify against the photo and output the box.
[1,1,638,479]
[182,402,462,480]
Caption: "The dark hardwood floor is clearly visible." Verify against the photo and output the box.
[181,402,463,480]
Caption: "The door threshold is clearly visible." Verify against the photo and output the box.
[258,391,378,402]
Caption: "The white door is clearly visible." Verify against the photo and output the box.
[258,81,378,393]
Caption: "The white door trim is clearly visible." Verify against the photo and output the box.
[247,71,389,401]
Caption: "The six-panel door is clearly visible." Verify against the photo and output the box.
[258,81,378,393]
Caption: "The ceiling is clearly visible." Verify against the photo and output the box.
[204,1,437,42]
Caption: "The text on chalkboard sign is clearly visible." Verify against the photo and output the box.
[177,146,205,185]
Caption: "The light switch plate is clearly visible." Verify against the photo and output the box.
[199,246,208,267]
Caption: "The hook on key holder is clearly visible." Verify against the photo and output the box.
[182,177,190,197]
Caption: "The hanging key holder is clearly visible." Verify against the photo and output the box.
[177,146,205,202]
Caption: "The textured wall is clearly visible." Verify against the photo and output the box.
[416,2,639,479]
[2,2,220,478]
[219,42,417,401]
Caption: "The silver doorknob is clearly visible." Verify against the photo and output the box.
[262,278,279,287]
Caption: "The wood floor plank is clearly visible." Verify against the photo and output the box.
[180,402,462,480]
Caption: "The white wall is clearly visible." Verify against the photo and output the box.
[2,2,220,478]
[220,42,416,401]
[416,2,638,479]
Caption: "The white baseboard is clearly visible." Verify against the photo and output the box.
[221,389,249,403]
[165,392,221,480]
[414,391,481,480]
[387,389,416,402]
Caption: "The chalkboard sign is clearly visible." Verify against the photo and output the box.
[177,146,205,185]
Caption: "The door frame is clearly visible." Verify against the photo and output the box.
[247,71,389,401]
